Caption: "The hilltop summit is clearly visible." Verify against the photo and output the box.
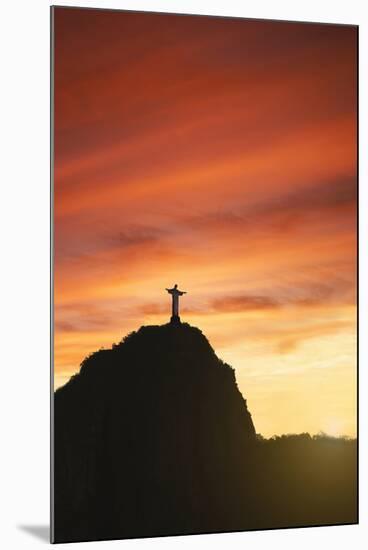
[54,323,256,542]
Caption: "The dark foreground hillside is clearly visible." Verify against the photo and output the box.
[250,433,357,529]
[53,323,357,543]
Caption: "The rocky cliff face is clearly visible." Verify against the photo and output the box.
[54,323,256,542]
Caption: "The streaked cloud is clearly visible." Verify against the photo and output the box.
[53,8,357,437]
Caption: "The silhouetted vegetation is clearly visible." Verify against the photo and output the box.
[54,323,357,543]
[249,432,357,530]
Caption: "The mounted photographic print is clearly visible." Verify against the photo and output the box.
[51,6,358,544]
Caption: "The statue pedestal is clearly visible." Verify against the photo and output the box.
[170,315,181,325]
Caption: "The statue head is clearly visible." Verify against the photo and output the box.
[174,284,178,288]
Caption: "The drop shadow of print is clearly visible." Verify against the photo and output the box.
[17,525,49,543]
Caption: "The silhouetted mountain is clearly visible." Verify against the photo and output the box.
[53,323,357,543]
[54,323,256,542]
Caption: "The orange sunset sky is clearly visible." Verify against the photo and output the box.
[53,8,357,438]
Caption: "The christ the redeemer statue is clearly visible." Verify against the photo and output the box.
[166,284,187,324]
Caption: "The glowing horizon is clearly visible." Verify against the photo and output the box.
[53,8,357,438]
